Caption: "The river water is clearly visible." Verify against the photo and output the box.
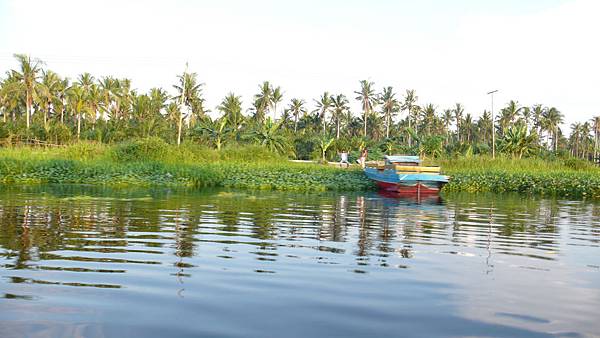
[0,185,598,338]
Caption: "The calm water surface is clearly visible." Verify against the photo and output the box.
[0,185,599,338]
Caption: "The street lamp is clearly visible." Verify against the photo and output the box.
[487,90,498,159]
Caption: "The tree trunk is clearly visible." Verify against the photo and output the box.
[77,111,81,139]
[386,111,390,139]
[294,115,298,133]
[336,118,340,139]
[177,115,183,146]
[408,108,412,147]
[363,108,367,137]
[26,92,32,129]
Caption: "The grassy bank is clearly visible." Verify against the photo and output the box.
[1,140,600,198]
[0,140,373,192]
[430,156,600,199]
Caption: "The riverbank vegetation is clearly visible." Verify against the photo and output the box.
[0,140,373,191]
[1,54,600,198]
[1,54,600,163]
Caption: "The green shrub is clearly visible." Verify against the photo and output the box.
[111,137,170,162]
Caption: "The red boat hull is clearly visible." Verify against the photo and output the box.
[375,181,441,195]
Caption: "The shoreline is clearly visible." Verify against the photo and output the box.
[1,156,600,199]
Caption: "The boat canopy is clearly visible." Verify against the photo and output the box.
[384,155,420,164]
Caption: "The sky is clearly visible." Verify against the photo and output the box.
[0,0,598,129]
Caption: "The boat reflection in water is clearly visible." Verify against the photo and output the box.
[376,189,445,205]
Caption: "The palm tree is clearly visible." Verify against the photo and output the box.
[252,81,272,124]
[39,70,62,128]
[287,98,306,132]
[531,104,545,142]
[217,93,244,135]
[453,103,464,142]
[592,116,600,161]
[354,80,376,137]
[463,113,473,142]
[173,69,204,145]
[421,103,436,136]
[270,86,283,121]
[12,54,44,129]
[380,86,399,139]
[99,76,119,121]
[442,109,454,145]
[314,91,332,134]
[402,90,418,146]
[478,110,493,144]
[581,122,592,159]
[330,94,349,139]
[542,107,563,152]
[498,100,524,134]
[570,123,582,157]
[67,84,86,139]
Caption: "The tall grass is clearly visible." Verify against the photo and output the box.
[425,155,600,173]
[2,142,600,198]
[0,139,372,192]
[432,155,600,199]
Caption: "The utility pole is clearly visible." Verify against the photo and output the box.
[487,90,498,159]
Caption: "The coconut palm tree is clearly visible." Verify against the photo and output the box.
[67,84,86,139]
[542,107,563,152]
[330,94,349,139]
[12,54,45,129]
[498,100,524,133]
[38,70,63,128]
[287,98,306,133]
[217,93,244,135]
[99,76,119,121]
[252,81,272,124]
[380,86,399,139]
[402,89,418,146]
[421,103,437,137]
[354,80,376,137]
[530,104,545,142]
[570,123,582,157]
[463,113,474,142]
[442,109,454,145]
[270,86,283,121]
[173,70,204,145]
[592,116,600,161]
[478,110,493,145]
[314,92,332,134]
[453,103,464,142]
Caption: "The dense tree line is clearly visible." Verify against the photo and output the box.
[1,54,599,161]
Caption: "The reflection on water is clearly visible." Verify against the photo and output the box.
[0,185,599,338]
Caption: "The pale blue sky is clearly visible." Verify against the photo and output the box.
[0,0,597,128]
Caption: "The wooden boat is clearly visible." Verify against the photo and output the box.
[364,155,449,195]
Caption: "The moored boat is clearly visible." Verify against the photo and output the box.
[364,155,449,195]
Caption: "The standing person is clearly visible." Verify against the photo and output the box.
[358,148,368,168]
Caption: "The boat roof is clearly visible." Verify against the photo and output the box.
[384,155,420,163]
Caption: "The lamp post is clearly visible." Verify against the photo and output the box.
[487,90,498,159]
